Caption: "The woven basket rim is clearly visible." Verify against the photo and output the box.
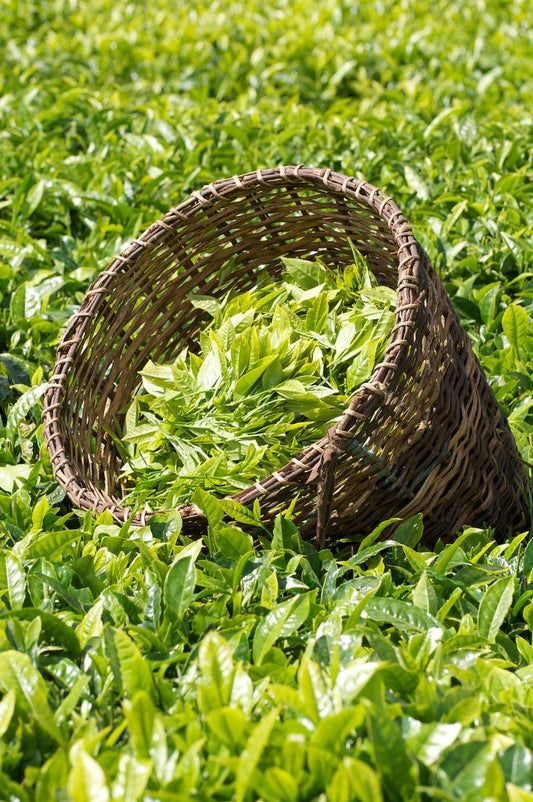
[43,164,424,526]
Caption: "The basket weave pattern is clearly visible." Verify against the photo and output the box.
[43,166,530,546]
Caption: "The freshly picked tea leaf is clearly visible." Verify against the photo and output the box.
[120,256,395,508]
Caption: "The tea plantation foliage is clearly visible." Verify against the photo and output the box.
[0,0,532,799]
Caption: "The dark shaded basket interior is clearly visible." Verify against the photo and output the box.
[43,166,530,546]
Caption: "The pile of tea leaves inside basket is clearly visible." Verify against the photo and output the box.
[119,255,396,509]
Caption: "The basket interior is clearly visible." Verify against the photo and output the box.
[62,181,399,503]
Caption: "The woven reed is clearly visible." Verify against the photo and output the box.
[43,166,530,547]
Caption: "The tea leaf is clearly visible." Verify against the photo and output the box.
[0,550,26,609]
[0,689,16,738]
[67,749,110,802]
[253,592,311,664]
[6,383,47,441]
[163,540,202,618]
[104,627,155,700]
[502,303,529,352]
[235,708,278,802]
[361,597,442,633]
[478,576,515,641]
[0,651,63,743]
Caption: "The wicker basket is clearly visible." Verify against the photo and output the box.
[43,165,530,547]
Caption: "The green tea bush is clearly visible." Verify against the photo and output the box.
[0,0,532,798]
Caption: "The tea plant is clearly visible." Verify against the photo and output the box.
[0,0,532,798]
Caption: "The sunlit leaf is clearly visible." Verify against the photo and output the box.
[0,550,26,609]
[253,592,311,664]
[0,651,63,742]
[502,303,529,353]
[67,749,110,802]
[361,597,442,634]
[207,706,248,749]
[478,576,515,641]
[163,539,202,617]
[0,688,16,738]
[327,756,383,802]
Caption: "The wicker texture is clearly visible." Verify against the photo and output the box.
[43,166,530,546]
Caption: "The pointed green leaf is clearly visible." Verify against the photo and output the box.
[478,576,515,641]
[0,651,63,742]
[402,544,429,573]
[215,526,254,559]
[345,339,377,391]
[500,744,533,789]
[34,748,69,801]
[281,256,326,289]
[0,550,26,609]
[261,767,299,802]
[0,608,81,657]
[507,784,533,802]
[54,674,89,725]
[357,519,400,551]
[30,495,50,532]
[67,749,110,802]
[412,571,438,615]
[23,529,80,560]
[191,488,224,528]
[75,598,105,648]
[111,753,152,802]
[346,540,398,567]
[124,691,155,760]
[196,347,222,390]
[361,597,442,633]
[311,706,365,751]
[305,292,329,333]
[164,539,202,617]
[271,514,303,552]
[236,708,278,802]
[0,463,33,492]
[197,631,235,711]
[104,627,155,700]
[6,383,47,440]
[406,720,462,766]
[394,513,424,547]
[502,303,529,352]
[253,592,311,664]
[298,653,328,724]
[219,498,264,529]
[207,706,248,748]
[327,756,383,802]
[441,741,495,797]
[233,355,278,397]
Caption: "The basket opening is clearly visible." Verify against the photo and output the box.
[60,182,399,501]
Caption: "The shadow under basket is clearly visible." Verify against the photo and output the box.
[43,165,531,548]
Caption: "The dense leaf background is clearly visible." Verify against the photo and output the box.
[0,0,532,799]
